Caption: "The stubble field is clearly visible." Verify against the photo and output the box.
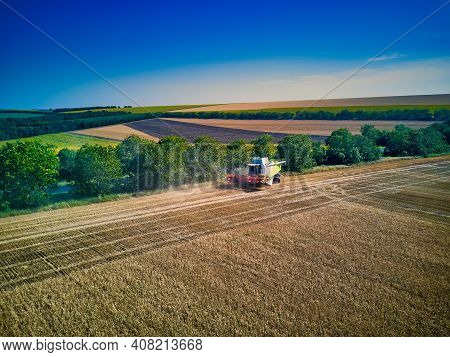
[0,157,448,336]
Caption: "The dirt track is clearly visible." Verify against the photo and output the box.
[0,157,448,291]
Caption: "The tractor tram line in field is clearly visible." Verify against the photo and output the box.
[1,161,447,250]
[0,182,251,229]
[0,165,419,242]
[350,187,450,220]
[1,162,448,252]
[0,190,247,240]
[0,158,439,232]
[0,183,444,291]
[1,161,446,253]
[0,159,445,241]
[0,159,448,290]
[0,159,443,235]
[0,189,241,235]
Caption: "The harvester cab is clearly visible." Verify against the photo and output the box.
[227,157,286,186]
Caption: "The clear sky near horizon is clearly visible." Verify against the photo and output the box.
[1,0,449,109]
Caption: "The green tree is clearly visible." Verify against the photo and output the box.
[385,125,447,157]
[116,135,159,190]
[58,148,77,181]
[409,127,447,157]
[326,128,361,165]
[73,144,122,195]
[354,135,382,162]
[225,139,252,171]
[434,109,450,121]
[0,141,58,208]
[185,136,225,183]
[157,136,189,188]
[377,130,390,146]
[429,119,450,144]
[384,125,415,156]
[277,135,315,172]
[312,142,327,165]
[361,124,381,144]
[251,134,277,159]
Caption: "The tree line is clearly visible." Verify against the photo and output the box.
[0,111,161,141]
[0,109,50,115]
[167,108,450,121]
[0,120,448,210]
[51,106,120,113]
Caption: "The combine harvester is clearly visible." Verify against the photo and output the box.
[227,157,286,187]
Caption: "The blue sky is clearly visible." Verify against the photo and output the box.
[0,0,449,108]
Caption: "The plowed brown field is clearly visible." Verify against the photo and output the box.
[0,157,449,336]
[164,118,436,135]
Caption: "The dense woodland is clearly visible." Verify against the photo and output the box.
[0,120,448,210]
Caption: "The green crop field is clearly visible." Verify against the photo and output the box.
[223,104,450,113]
[0,133,119,151]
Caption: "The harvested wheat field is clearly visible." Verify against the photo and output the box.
[0,157,449,336]
[73,124,159,141]
[176,94,450,112]
[164,118,437,136]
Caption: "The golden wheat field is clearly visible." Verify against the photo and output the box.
[72,124,159,141]
[164,118,437,136]
[0,157,449,336]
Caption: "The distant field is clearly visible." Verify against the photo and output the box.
[125,118,305,142]
[164,118,438,136]
[70,105,213,114]
[177,94,450,112]
[73,124,159,141]
[0,133,118,151]
[222,104,450,114]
